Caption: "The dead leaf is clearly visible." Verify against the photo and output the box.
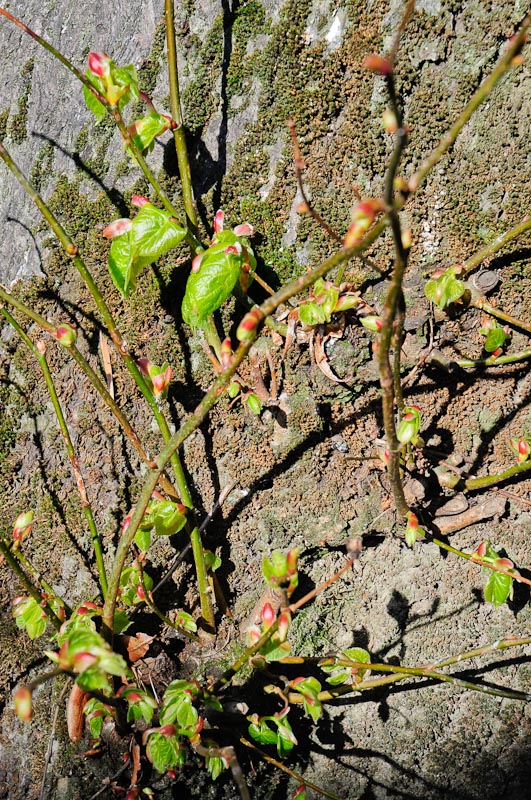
[124,632,153,662]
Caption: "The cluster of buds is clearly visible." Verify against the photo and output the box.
[191,210,254,274]
[262,548,299,598]
[137,357,172,402]
[343,199,383,249]
[87,52,130,107]
[472,541,516,572]
[508,436,531,464]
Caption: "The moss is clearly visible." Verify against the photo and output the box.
[0,108,10,141]
[73,126,89,155]
[180,16,225,135]
[7,57,35,145]
[30,141,55,193]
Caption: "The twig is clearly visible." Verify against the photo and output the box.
[39,681,70,800]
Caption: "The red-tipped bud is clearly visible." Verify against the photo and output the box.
[167,770,178,780]
[14,686,33,722]
[54,324,77,347]
[220,338,233,369]
[247,624,262,644]
[191,253,203,272]
[102,218,132,239]
[159,724,177,737]
[88,52,111,78]
[152,366,172,398]
[233,222,254,236]
[77,601,100,614]
[213,209,225,234]
[362,54,393,75]
[277,609,291,642]
[360,315,383,333]
[495,557,515,569]
[476,541,487,558]
[122,514,132,534]
[286,547,299,573]
[131,195,150,207]
[236,308,264,342]
[72,651,98,672]
[12,511,34,543]
[261,602,276,628]
[136,585,146,601]
[382,109,398,134]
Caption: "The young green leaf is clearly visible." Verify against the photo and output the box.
[146,731,185,773]
[425,267,466,309]
[127,111,171,156]
[483,569,513,606]
[12,596,47,640]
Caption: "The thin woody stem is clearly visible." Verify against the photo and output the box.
[165,0,199,238]
[461,216,531,277]
[1,308,107,596]
[0,537,63,629]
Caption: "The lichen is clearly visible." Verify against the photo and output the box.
[7,57,35,145]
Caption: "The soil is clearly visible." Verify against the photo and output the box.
[2,1,531,799]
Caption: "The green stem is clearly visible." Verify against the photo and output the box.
[1,309,108,596]
[0,141,214,629]
[456,348,531,368]
[429,536,531,590]
[165,0,198,237]
[464,459,531,491]
[461,216,531,277]
[0,538,63,629]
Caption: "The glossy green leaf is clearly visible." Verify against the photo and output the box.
[108,234,133,296]
[484,570,513,606]
[82,73,106,121]
[13,596,47,640]
[146,732,184,773]
[425,268,466,309]
[127,112,170,155]
[129,205,186,271]
[134,526,151,552]
[483,324,509,353]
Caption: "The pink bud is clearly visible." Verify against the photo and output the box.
[159,724,177,737]
[136,585,146,600]
[220,338,233,369]
[191,253,203,272]
[55,324,77,347]
[286,548,299,573]
[213,210,224,234]
[261,602,276,628]
[88,52,111,78]
[137,358,151,377]
[102,218,132,239]
[122,514,132,534]
[247,624,262,644]
[362,54,393,75]
[72,651,98,672]
[152,366,172,397]
[224,242,242,256]
[14,686,33,722]
[518,439,530,456]
[476,541,487,558]
[167,770,177,780]
[233,223,254,236]
[495,558,514,569]
[236,308,264,342]
[131,195,150,207]
[277,609,291,642]
[151,491,164,501]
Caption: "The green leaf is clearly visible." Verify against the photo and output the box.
[146,732,184,773]
[112,64,139,111]
[108,234,133,296]
[153,501,187,536]
[13,596,47,640]
[248,719,279,748]
[84,698,110,740]
[206,752,225,781]
[113,610,131,634]
[425,268,466,309]
[127,112,170,155]
[134,527,152,552]
[298,301,328,326]
[484,570,513,606]
[83,73,106,121]
[182,248,242,329]
[483,324,509,353]
[130,205,186,271]
[160,681,199,734]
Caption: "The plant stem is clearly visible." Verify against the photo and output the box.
[0,537,63,629]
[456,348,531,368]
[430,535,531,588]
[461,216,531,277]
[165,0,198,237]
[377,70,410,519]
[0,286,176,498]
[1,309,108,596]
[0,142,214,630]
[240,738,343,800]
[472,297,531,336]
[0,8,202,254]
[464,459,531,491]
[408,16,530,192]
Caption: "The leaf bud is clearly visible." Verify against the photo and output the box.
[131,195,150,207]
[362,54,393,75]
[54,324,77,347]
[236,308,264,342]
[382,109,398,134]
[88,52,111,78]
[102,218,132,239]
[245,392,263,415]
[12,511,34,544]
[360,315,383,332]
[233,222,254,236]
[213,209,225,234]
[14,685,33,722]
[261,602,276,628]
